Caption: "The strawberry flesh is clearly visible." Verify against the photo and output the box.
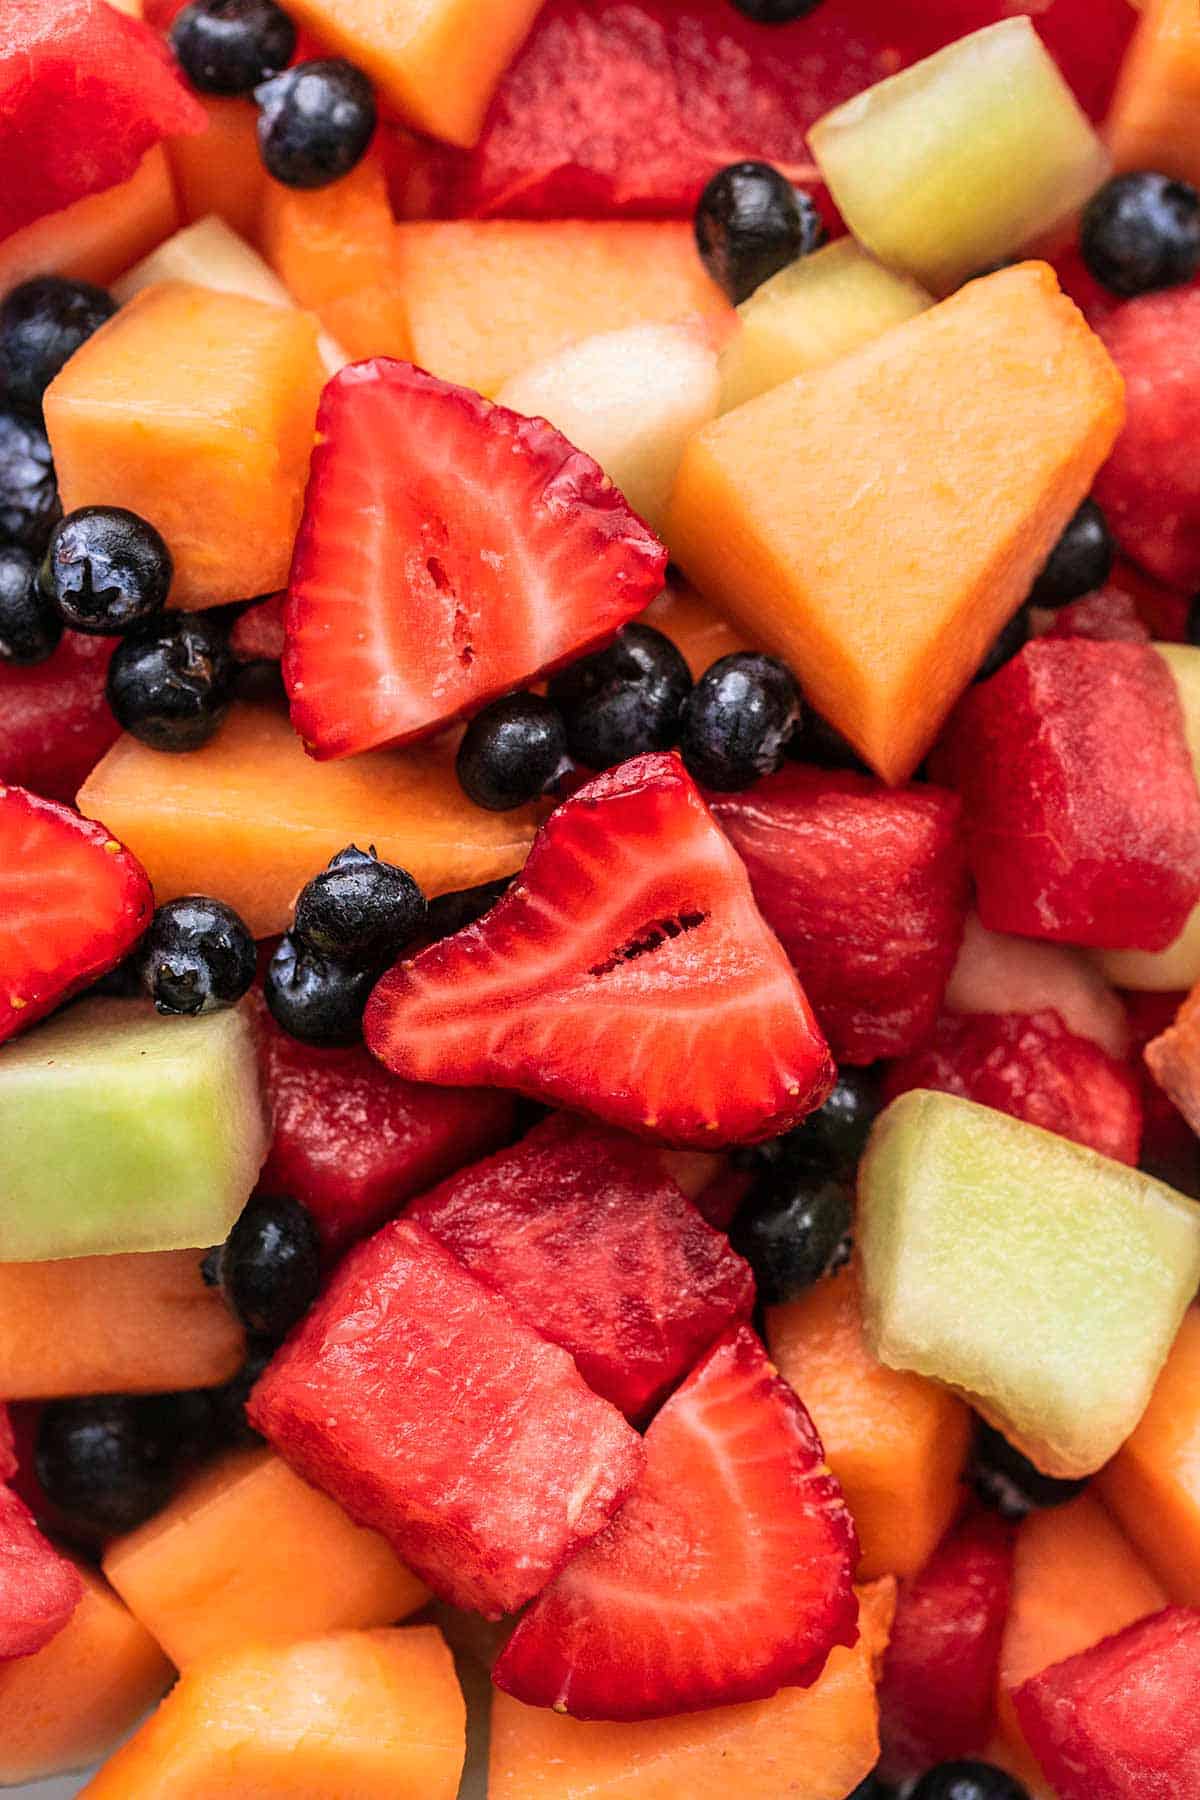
[0,633,120,806]
[0,1483,82,1661]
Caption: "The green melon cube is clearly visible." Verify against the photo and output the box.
[858,1089,1200,1477]
[0,999,269,1261]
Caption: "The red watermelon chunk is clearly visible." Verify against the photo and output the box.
[709,765,968,1066]
[0,632,120,807]
[935,640,1200,952]
[0,0,204,242]
[1013,1606,1200,1800]
[1040,586,1151,645]
[0,1483,82,1661]
[407,1114,755,1419]
[248,1216,645,1617]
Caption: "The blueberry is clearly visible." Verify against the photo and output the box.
[548,624,692,769]
[738,1069,881,1181]
[726,0,823,21]
[0,277,117,416]
[138,895,257,1015]
[294,844,426,964]
[969,1421,1087,1521]
[106,610,234,751]
[35,1396,179,1540]
[846,1778,896,1800]
[1186,593,1200,648]
[265,931,377,1044]
[1081,171,1200,298]
[0,544,61,663]
[694,163,825,304]
[0,407,59,554]
[789,708,870,774]
[171,0,297,95]
[456,692,569,811]
[729,1171,852,1305]
[41,505,172,635]
[1028,499,1114,608]
[212,1195,321,1340]
[974,608,1029,684]
[910,1761,1030,1800]
[680,651,801,790]
[207,1339,274,1449]
[255,58,376,188]
[422,876,512,942]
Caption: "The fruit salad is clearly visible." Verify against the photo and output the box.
[4,1,1200,1796]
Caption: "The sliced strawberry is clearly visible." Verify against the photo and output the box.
[0,1484,82,1661]
[0,785,153,1045]
[492,1323,859,1719]
[365,753,835,1147]
[284,359,667,760]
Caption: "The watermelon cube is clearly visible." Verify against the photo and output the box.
[1039,586,1151,645]
[0,1484,81,1661]
[935,640,1200,951]
[407,1115,755,1419]
[248,1218,645,1616]
[0,633,119,807]
[709,765,968,1064]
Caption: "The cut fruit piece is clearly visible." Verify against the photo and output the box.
[709,766,968,1065]
[0,1485,82,1661]
[0,1562,170,1786]
[497,319,720,533]
[642,583,755,679]
[1145,988,1200,1137]
[1036,585,1150,645]
[44,282,325,610]
[858,1090,1200,1478]
[365,753,834,1148]
[1107,0,1200,190]
[1122,990,1198,1190]
[1012,1607,1200,1800]
[810,20,1109,295]
[165,97,266,245]
[936,639,1200,951]
[76,704,539,939]
[284,359,666,759]
[230,594,285,664]
[667,263,1124,784]
[0,784,152,1045]
[494,1325,858,1720]
[0,148,177,292]
[946,912,1129,1059]
[0,633,119,807]
[408,1114,754,1419]
[390,221,729,397]
[80,1625,466,1799]
[0,998,268,1261]
[489,1577,894,1800]
[0,1250,243,1400]
[766,1262,971,1582]
[719,239,932,412]
[249,1217,644,1616]
[104,1448,428,1668]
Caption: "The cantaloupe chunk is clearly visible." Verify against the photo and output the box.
[488,1579,895,1799]
[0,148,177,293]
[77,703,540,938]
[0,1563,171,1786]
[105,1448,427,1668]
[44,282,325,609]
[0,1250,243,1399]
[1107,0,1200,189]
[643,584,756,680]
[391,221,730,397]
[166,96,267,244]
[666,263,1125,783]
[81,1625,466,1799]
[766,1262,970,1580]
[280,0,545,148]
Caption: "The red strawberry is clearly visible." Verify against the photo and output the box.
[284,359,667,760]
[492,1323,859,1720]
[0,784,153,1045]
[408,1113,755,1419]
[365,753,835,1148]
[0,1484,81,1661]
[0,632,120,805]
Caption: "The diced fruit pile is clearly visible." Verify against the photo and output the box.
[5,0,1200,1796]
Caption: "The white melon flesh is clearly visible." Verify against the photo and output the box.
[0,999,269,1261]
[810,18,1110,293]
[858,1090,1200,1478]
[495,320,720,531]
[946,912,1129,1059]
[719,238,931,412]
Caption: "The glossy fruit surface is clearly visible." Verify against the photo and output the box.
[694,162,824,305]
[0,277,116,416]
[255,59,377,189]
[1081,171,1200,297]
[170,0,296,95]
[42,507,172,637]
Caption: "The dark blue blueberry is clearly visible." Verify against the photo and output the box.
[680,651,801,789]
[294,844,426,964]
[0,543,61,663]
[548,623,692,769]
[845,1777,896,1800]
[694,162,825,303]
[910,1762,1030,1800]
[106,610,234,751]
[730,1170,852,1305]
[171,0,297,95]
[0,277,116,416]
[456,692,569,811]
[35,1395,179,1541]
[727,0,823,20]
[789,707,871,774]
[255,58,376,188]
[264,931,377,1044]
[974,609,1029,684]
[212,1195,322,1340]
[1081,171,1200,297]
[738,1068,881,1181]
[207,1339,274,1449]
[138,895,257,1016]
[969,1421,1087,1521]
[41,505,172,635]
[0,407,59,554]
[1029,499,1114,608]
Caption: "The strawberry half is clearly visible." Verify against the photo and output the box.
[364,752,835,1147]
[492,1323,860,1720]
[0,784,153,1045]
[284,359,667,760]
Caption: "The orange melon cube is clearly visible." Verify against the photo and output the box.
[105,1448,428,1668]
[666,263,1125,783]
[0,1563,172,1786]
[44,282,325,609]
[81,1625,466,1799]
[0,149,177,293]
[77,702,540,938]
[390,221,730,397]
[167,96,268,244]
[643,582,757,680]
[766,1262,971,1580]
[1107,0,1200,190]
[0,1249,243,1400]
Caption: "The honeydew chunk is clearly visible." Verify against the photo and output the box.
[858,1090,1200,1479]
[810,18,1110,294]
